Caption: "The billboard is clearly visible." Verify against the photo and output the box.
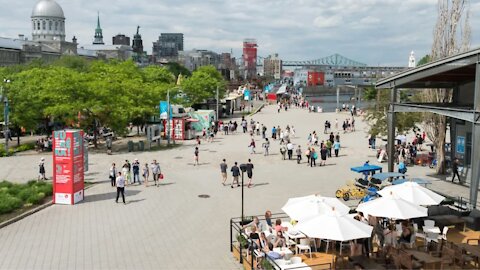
[53,130,84,205]
[307,71,325,86]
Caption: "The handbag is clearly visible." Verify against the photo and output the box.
[159,173,164,180]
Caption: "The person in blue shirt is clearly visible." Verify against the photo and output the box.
[398,161,407,178]
[271,126,277,140]
[363,161,370,180]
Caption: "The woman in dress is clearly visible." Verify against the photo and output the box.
[121,162,129,186]
[143,163,149,187]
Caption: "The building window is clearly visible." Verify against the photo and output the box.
[37,22,40,30]
[55,21,58,31]
[42,21,46,30]
[49,21,52,30]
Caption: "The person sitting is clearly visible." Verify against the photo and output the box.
[265,242,285,260]
[273,230,287,248]
[383,223,397,248]
[398,223,413,246]
[274,219,283,232]
[243,216,266,232]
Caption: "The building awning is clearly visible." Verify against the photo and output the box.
[376,47,480,89]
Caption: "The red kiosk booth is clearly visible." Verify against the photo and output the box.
[52,129,85,205]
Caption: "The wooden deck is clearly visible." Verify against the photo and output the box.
[297,253,336,269]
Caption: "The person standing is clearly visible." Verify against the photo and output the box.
[271,126,277,140]
[122,161,130,186]
[106,136,113,155]
[326,140,332,158]
[249,139,256,154]
[451,158,462,183]
[132,158,141,184]
[194,147,199,166]
[38,157,46,181]
[246,159,254,188]
[115,171,126,204]
[305,147,311,165]
[231,162,240,188]
[143,163,149,187]
[220,159,228,185]
[262,125,267,139]
[310,148,317,167]
[333,140,341,157]
[109,162,117,187]
[151,160,161,187]
[320,145,328,166]
[242,118,248,133]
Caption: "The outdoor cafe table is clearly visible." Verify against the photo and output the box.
[404,249,442,269]
[423,226,441,234]
[273,261,312,270]
[349,256,386,269]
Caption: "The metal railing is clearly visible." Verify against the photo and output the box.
[230,213,333,270]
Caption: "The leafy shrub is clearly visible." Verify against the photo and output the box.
[7,184,24,196]
[36,183,53,196]
[26,192,45,205]
[0,192,23,214]
[15,143,35,152]
[0,180,13,189]
[18,187,38,201]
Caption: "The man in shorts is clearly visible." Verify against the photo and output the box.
[220,159,228,185]
[231,162,240,188]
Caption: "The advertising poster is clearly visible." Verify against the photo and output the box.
[53,130,84,205]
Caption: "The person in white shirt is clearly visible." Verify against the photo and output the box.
[286,141,294,160]
[115,172,126,204]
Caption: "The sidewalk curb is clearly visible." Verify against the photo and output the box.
[0,183,97,230]
[248,103,266,117]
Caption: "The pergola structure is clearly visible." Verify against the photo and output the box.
[376,48,480,206]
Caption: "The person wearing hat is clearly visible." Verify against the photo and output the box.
[38,157,46,181]
[132,158,141,185]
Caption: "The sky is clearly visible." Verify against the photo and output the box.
[1,0,479,66]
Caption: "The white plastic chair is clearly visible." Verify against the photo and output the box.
[322,239,333,253]
[296,238,312,258]
[396,224,403,237]
[413,223,418,233]
[425,232,439,251]
[424,220,435,228]
[438,227,449,241]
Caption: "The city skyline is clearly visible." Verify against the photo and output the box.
[1,0,479,66]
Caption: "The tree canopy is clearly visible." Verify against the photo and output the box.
[0,57,224,141]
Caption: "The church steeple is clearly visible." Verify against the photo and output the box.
[93,12,104,45]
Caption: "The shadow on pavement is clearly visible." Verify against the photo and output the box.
[126,199,145,204]
[252,182,269,187]
[83,190,141,203]
[158,182,175,186]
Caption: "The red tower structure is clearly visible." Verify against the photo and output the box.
[242,39,257,80]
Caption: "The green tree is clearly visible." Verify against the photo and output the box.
[180,65,226,106]
[417,55,431,66]
[164,62,191,78]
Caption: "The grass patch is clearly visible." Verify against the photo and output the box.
[0,143,36,157]
[0,180,52,215]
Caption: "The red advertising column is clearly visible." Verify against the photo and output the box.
[53,129,84,205]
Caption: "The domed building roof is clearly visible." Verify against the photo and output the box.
[31,0,64,18]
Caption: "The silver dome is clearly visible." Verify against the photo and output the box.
[31,0,65,18]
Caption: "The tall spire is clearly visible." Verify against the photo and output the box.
[93,11,104,45]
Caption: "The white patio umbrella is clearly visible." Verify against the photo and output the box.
[356,192,428,220]
[378,181,445,206]
[281,194,350,221]
[294,208,373,242]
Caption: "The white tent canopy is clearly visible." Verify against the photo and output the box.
[282,194,350,221]
[378,181,445,206]
[356,194,428,220]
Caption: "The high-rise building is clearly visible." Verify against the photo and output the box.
[112,34,130,46]
[264,53,282,80]
[93,12,104,45]
[242,39,257,80]
[152,33,184,61]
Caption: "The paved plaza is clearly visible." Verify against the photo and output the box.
[0,104,474,269]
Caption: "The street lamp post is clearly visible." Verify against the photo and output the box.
[239,163,247,264]
[167,89,171,146]
[2,79,10,154]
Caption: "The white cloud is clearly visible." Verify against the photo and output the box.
[313,16,343,28]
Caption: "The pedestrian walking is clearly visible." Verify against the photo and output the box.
[143,163,149,187]
[305,147,311,165]
[263,138,270,156]
[194,147,200,166]
[220,159,228,185]
[115,172,126,204]
[151,160,161,187]
[262,125,267,139]
[296,145,302,164]
[231,162,240,188]
[286,141,294,160]
[451,158,462,183]
[106,136,112,155]
[326,140,332,158]
[246,159,254,188]
[310,148,317,167]
[249,139,256,154]
[109,162,117,187]
[132,158,141,184]
[320,145,328,166]
[333,140,340,157]
[272,126,277,140]
[38,157,46,181]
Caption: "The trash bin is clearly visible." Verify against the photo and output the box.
[138,141,144,151]
[127,140,134,152]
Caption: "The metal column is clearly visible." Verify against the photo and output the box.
[387,87,397,172]
[470,63,480,207]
